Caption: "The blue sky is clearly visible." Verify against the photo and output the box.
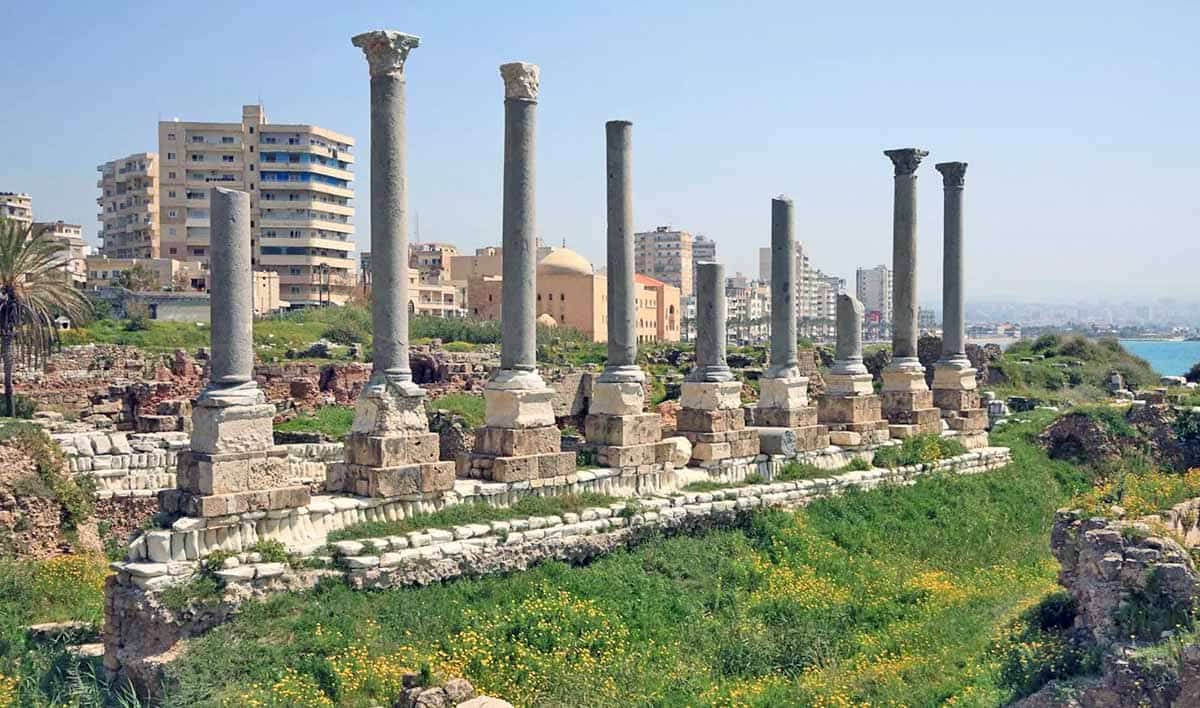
[3,1,1197,302]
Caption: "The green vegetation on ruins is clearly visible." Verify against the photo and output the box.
[987,333,1158,403]
[326,492,619,543]
[138,412,1103,707]
[274,406,356,441]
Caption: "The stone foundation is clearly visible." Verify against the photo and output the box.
[817,393,892,447]
[932,374,988,433]
[677,382,758,464]
[880,369,942,438]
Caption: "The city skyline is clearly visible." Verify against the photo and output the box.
[3,1,1198,302]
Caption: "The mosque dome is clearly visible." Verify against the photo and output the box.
[536,313,558,327]
[537,247,593,276]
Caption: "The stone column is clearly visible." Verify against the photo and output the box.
[932,162,985,436]
[599,120,641,384]
[199,187,260,406]
[589,120,647,420]
[935,161,969,369]
[482,62,554,430]
[689,262,732,383]
[352,30,420,396]
[765,196,799,380]
[827,295,873,394]
[883,148,928,372]
[816,294,890,447]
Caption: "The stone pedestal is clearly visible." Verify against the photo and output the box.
[932,365,987,432]
[677,381,758,464]
[881,369,943,438]
[753,377,829,453]
[327,382,455,499]
[816,391,891,447]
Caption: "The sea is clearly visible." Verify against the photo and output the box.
[1119,340,1200,377]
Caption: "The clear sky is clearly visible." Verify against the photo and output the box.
[3,1,1197,303]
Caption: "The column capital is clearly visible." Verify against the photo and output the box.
[352,30,420,78]
[500,62,540,101]
[935,161,968,189]
[884,148,930,176]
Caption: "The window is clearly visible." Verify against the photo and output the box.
[166,152,176,160]
[168,227,176,236]
[560,293,565,301]
[192,135,204,143]
[221,136,234,144]
[168,210,177,218]
[169,247,177,255]
[168,171,176,179]
[168,191,176,198]
[249,127,254,134]
[167,133,176,141]
[190,154,204,162]
[222,155,234,163]
[290,286,300,294]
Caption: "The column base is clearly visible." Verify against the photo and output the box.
[584,413,661,446]
[677,398,758,464]
[457,422,572,483]
[190,402,276,456]
[881,367,930,393]
[350,378,429,436]
[817,393,891,447]
[159,485,310,518]
[331,461,456,498]
[826,421,891,448]
[880,367,941,435]
[751,425,830,456]
[588,381,646,416]
[680,381,742,411]
[680,429,760,464]
[932,364,978,391]
[826,371,875,396]
[757,376,809,409]
[483,386,556,429]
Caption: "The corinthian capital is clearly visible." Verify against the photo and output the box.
[935,161,968,189]
[500,62,540,101]
[884,148,930,177]
[352,30,420,78]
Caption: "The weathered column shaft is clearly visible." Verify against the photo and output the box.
[884,148,928,366]
[500,63,539,372]
[690,262,732,382]
[354,30,420,385]
[832,294,868,375]
[937,161,968,363]
[601,120,640,381]
[208,187,253,387]
[767,196,799,379]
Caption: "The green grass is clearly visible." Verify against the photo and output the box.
[157,413,1096,707]
[872,434,968,469]
[274,406,355,441]
[681,481,735,493]
[991,335,1158,404]
[428,393,486,428]
[326,493,620,543]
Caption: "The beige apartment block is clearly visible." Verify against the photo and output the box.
[1,192,33,226]
[86,256,206,292]
[635,226,695,298]
[158,104,355,307]
[410,242,459,282]
[34,221,87,287]
[96,153,159,258]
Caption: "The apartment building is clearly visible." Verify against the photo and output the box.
[410,242,459,282]
[758,241,815,322]
[635,226,695,297]
[0,192,33,226]
[856,264,893,326]
[34,221,87,287]
[96,153,159,258]
[725,273,770,344]
[158,104,355,307]
[807,271,845,340]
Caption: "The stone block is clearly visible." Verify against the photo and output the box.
[825,371,875,396]
[596,443,655,468]
[346,461,455,497]
[729,431,760,457]
[588,381,645,416]
[483,386,555,429]
[676,408,744,433]
[474,425,561,457]
[350,381,428,435]
[190,402,275,455]
[584,413,661,446]
[932,365,979,391]
[946,409,988,432]
[692,441,731,462]
[177,449,290,495]
[160,486,310,517]
[344,431,440,467]
[881,368,929,393]
[794,425,831,451]
[932,389,981,413]
[536,452,576,479]
[757,377,809,409]
[490,455,537,483]
[680,381,743,411]
[881,397,940,426]
[817,394,883,425]
[661,436,692,467]
[827,420,891,446]
[829,430,862,447]
[752,407,818,428]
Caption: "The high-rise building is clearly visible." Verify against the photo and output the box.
[692,234,716,292]
[0,192,33,226]
[97,153,159,259]
[158,104,355,307]
[856,264,893,326]
[807,271,844,340]
[725,273,770,344]
[34,221,88,287]
[410,242,459,282]
[635,226,695,297]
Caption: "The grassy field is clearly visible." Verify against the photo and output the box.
[145,411,1099,707]
[275,406,356,441]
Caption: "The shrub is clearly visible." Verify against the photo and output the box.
[321,320,369,345]
[998,591,1100,698]
[776,462,828,482]
[873,434,967,469]
[1186,361,1200,384]
[841,457,873,472]
[1114,566,1195,641]
[248,539,291,564]
[1,425,95,529]
[0,394,34,419]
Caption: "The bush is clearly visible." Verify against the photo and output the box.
[322,319,370,345]
[0,394,35,419]
[873,434,967,469]
[1187,361,1200,384]
[1,425,94,530]
[998,591,1100,698]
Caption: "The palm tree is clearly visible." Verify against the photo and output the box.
[0,219,91,416]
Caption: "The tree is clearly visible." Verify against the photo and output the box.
[112,263,160,292]
[0,220,91,416]
[1187,361,1200,384]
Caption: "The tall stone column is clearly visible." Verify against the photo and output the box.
[817,294,890,447]
[765,196,799,381]
[167,187,310,519]
[883,148,928,371]
[935,161,969,369]
[678,262,756,465]
[932,161,986,437]
[752,197,828,451]
[880,148,940,437]
[352,30,420,396]
[200,187,259,406]
[332,30,454,500]
[458,61,572,483]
